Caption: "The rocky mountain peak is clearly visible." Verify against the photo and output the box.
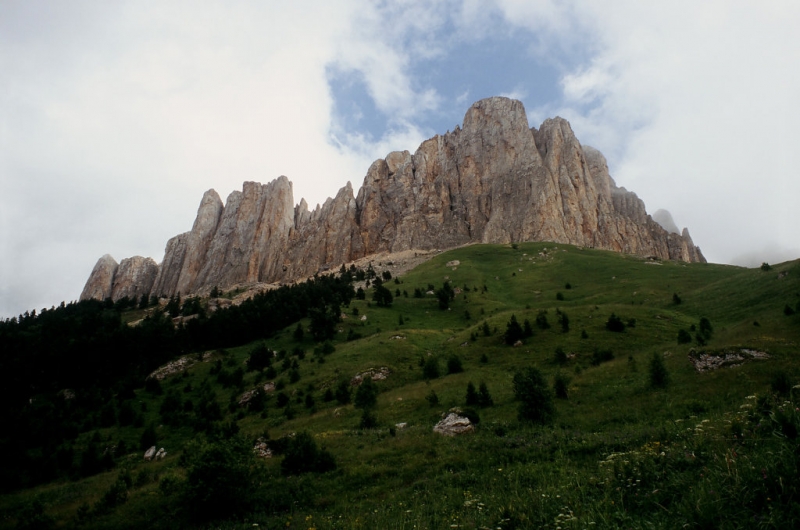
[80,97,706,302]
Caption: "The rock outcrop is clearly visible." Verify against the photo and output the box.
[80,97,706,301]
[80,254,118,301]
[111,256,158,301]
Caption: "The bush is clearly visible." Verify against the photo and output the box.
[354,377,378,409]
[504,315,524,344]
[761,262,772,271]
[280,432,336,476]
[447,355,464,374]
[183,435,266,521]
[465,382,479,406]
[477,382,494,407]
[771,371,793,397]
[246,343,273,371]
[648,352,670,388]
[426,389,439,407]
[557,310,570,333]
[523,318,534,338]
[512,367,555,424]
[554,346,568,365]
[553,371,571,399]
[14,499,55,530]
[677,329,692,344]
[423,356,440,379]
[785,304,796,316]
[698,317,713,339]
[359,409,378,429]
[372,284,394,307]
[591,348,614,366]
[435,283,454,310]
[334,379,351,405]
[605,313,625,332]
[535,310,550,330]
[140,423,157,450]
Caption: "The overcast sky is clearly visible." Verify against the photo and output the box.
[2,1,799,318]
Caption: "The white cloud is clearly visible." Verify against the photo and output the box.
[3,0,800,318]
[494,0,800,265]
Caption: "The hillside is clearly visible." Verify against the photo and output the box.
[2,243,799,529]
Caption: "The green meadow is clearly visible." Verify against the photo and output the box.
[2,242,800,529]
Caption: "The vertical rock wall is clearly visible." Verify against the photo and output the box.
[81,96,706,301]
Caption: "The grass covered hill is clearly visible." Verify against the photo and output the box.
[2,242,799,529]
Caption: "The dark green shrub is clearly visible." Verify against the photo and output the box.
[354,377,378,409]
[465,382,479,406]
[447,354,464,374]
[426,389,439,407]
[699,317,713,339]
[677,329,692,344]
[761,262,772,271]
[554,346,568,365]
[556,292,564,301]
[423,356,440,379]
[591,348,614,366]
[673,293,682,304]
[372,284,394,307]
[435,283,454,310]
[553,371,571,399]
[183,435,266,521]
[558,310,570,333]
[785,304,796,316]
[648,352,670,388]
[504,315,524,344]
[478,382,494,407]
[605,313,625,332]
[14,499,55,530]
[535,310,550,330]
[512,367,555,424]
[460,407,480,425]
[247,343,274,372]
[280,432,336,475]
[523,318,534,338]
[335,379,351,404]
[275,392,289,408]
[771,371,793,397]
[358,409,378,429]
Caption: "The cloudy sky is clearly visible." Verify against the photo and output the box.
[2,0,799,318]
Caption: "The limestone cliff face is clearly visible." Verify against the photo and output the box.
[79,254,158,302]
[112,257,158,301]
[80,96,706,301]
[80,255,118,301]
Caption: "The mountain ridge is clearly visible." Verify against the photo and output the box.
[81,96,705,302]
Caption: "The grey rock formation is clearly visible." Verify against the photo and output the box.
[80,254,158,302]
[80,254,118,301]
[111,256,158,301]
[81,96,706,301]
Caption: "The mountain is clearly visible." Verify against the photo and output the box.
[80,97,704,302]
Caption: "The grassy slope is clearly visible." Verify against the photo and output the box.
[2,242,799,529]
